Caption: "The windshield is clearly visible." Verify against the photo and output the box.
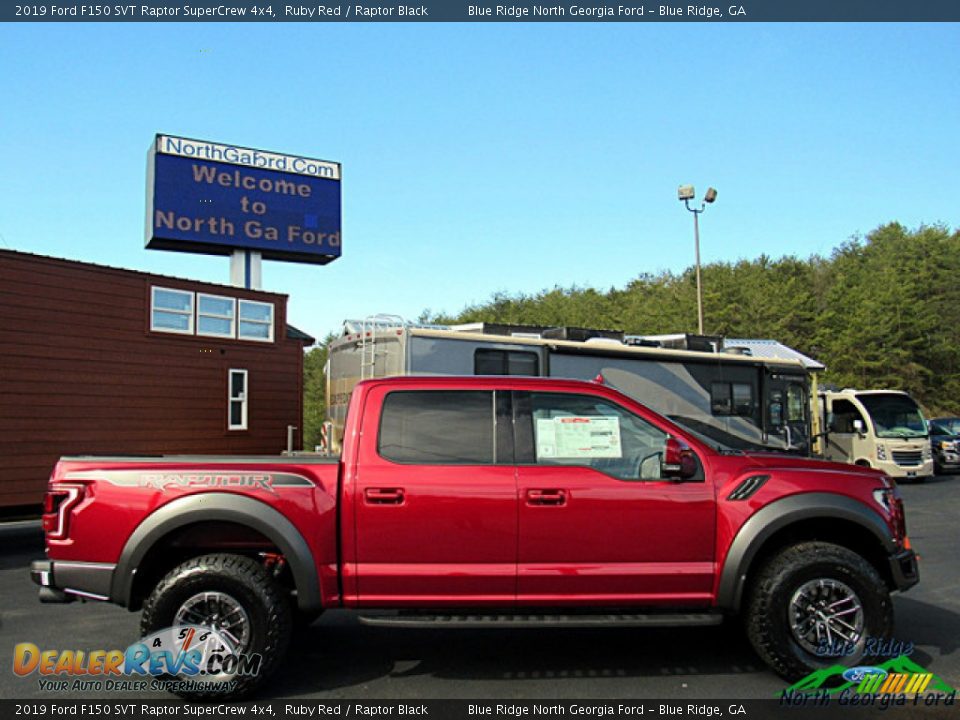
[668,415,771,454]
[857,393,928,439]
[931,418,960,436]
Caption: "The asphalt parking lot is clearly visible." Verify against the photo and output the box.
[1,475,958,701]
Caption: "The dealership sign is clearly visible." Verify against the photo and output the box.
[146,135,341,264]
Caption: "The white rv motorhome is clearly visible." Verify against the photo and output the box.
[325,318,818,457]
[819,389,933,481]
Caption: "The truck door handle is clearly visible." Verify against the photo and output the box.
[364,488,405,505]
[526,489,566,506]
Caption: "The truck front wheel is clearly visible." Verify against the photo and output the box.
[745,541,893,681]
[140,553,293,699]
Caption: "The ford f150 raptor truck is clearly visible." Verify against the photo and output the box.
[31,376,919,697]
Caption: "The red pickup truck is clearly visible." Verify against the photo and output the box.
[32,375,918,697]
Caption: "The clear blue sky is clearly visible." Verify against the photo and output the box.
[1,23,958,342]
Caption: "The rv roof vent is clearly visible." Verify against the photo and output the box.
[584,337,625,347]
[623,337,662,348]
[540,326,624,342]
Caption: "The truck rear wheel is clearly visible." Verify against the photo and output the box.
[140,553,292,699]
[745,541,893,681]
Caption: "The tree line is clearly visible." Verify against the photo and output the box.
[303,222,960,447]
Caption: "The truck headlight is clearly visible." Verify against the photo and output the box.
[876,445,887,461]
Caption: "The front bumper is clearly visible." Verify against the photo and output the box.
[31,559,116,603]
[875,458,934,480]
[934,450,960,471]
[888,549,919,592]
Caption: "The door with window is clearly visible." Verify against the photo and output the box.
[354,387,517,606]
[825,397,866,464]
[765,374,810,455]
[515,391,715,606]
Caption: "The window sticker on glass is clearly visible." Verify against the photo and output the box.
[535,416,622,459]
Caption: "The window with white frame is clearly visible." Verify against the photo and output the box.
[197,294,236,338]
[238,300,274,342]
[150,286,275,342]
[151,287,194,334]
[228,369,248,430]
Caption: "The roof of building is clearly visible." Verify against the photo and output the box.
[286,324,315,345]
[724,338,826,371]
[0,248,288,299]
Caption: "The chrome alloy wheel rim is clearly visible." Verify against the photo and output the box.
[174,591,251,652]
[788,579,865,655]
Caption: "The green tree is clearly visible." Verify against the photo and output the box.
[302,335,335,451]
[430,222,960,416]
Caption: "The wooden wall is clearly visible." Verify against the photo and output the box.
[0,250,308,508]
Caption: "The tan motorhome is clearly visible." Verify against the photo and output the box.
[325,318,818,458]
[819,389,933,481]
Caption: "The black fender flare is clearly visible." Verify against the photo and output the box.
[111,493,321,612]
[716,492,894,611]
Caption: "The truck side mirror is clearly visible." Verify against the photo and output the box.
[852,418,865,436]
[662,437,698,481]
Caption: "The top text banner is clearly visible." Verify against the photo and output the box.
[6,0,960,21]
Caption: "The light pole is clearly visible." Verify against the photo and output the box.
[677,185,717,335]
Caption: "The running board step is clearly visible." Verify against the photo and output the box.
[358,612,723,629]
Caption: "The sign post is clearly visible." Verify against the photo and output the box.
[230,249,262,290]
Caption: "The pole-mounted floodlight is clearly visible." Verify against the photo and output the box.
[678,185,718,335]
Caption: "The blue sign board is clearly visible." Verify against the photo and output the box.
[146,135,341,264]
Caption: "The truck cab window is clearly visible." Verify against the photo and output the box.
[378,391,495,465]
[526,393,670,481]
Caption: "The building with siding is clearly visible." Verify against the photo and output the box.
[0,250,314,509]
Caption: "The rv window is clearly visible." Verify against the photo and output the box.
[830,399,866,433]
[732,383,754,416]
[475,349,539,376]
[378,391,495,465]
[787,384,806,423]
[711,383,732,415]
[711,382,753,417]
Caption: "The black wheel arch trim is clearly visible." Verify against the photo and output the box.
[112,493,321,613]
[717,492,895,612]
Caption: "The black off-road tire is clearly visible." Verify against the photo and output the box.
[141,553,293,699]
[745,541,893,681]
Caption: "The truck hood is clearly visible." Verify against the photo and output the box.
[738,452,887,478]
